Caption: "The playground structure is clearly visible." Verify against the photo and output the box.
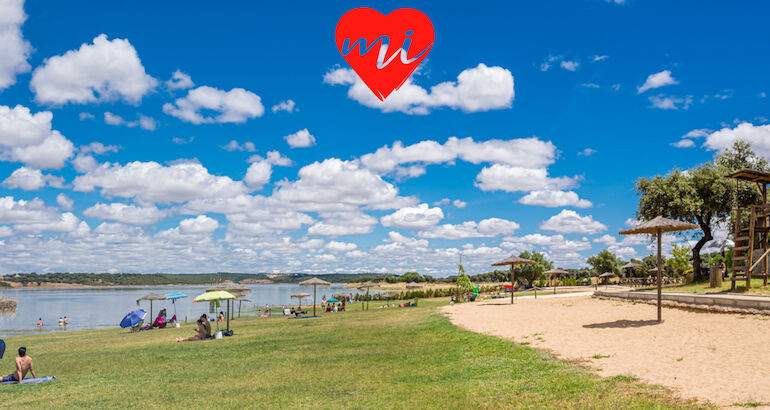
[727,169,770,290]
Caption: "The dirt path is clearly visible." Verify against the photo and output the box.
[444,294,770,407]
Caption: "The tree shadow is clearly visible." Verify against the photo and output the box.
[583,319,661,329]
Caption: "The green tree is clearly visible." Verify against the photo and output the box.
[455,273,474,300]
[400,271,423,283]
[665,244,692,275]
[514,251,553,286]
[634,140,766,280]
[587,250,621,276]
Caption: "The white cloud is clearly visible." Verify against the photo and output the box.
[56,193,73,210]
[0,0,31,92]
[221,140,256,152]
[73,161,248,204]
[540,210,607,234]
[79,112,94,120]
[163,86,264,124]
[560,60,579,71]
[683,129,710,139]
[592,55,609,62]
[80,142,119,155]
[671,139,695,148]
[307,211,378,237]
[272,99,296,113]
[324,63,514,114]
[419,217,519,239]
[326,241,357,252]
[540,55,561,71]
[0,196,81,233]
[580,83,599,88]
[475,165,578,193]
[165,70,193,90]
[637,70,678,94]
[273,158,414,212]
[519,190,592,208]
[380,203,444,230]
[83,202,168,225]
[249,151,293,167]
[179,215,218,235]
[452,199,466,208]
[172,136,194,145]
[703,122,770,159]
[0,105,75,169]
[244,160,271,190]
[30,34,157,105]
[103,112,156,130]
[648,94,692,110]
[284,128,316,148]
[2,166,64,190]
[578,148,597,156]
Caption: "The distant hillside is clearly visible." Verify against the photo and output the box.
[2,272,391,287]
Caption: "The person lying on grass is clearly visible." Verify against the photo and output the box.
[176,320,208,342]
[2,347,36,383]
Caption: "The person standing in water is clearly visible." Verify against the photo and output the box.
[63,316,68,327]
[58,317,63,328]
[36,318,42,329]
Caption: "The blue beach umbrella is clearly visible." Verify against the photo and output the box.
[326,298,339,303]
[165,292,187,317]
[120,309,147,328]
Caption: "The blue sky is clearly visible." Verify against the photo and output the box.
[0,0,767,275]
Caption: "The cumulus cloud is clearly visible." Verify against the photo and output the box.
[272,99,296,113]
[475,165,578,192]
[324,63,514,114]
[2,166,64,190]
[104,112,156,130]
[165,70,193,90]
[702,122,770,159]
[284,128,316,148]
[560,60,579,71]
[452,199,466,208]
[326,240,357,252]
[0,105,75,169]
[73,161,248,203]
[518,190,592,208]
[83,202,168,225]
[0,196,82,233]
[179,215,218,235]
[671,139,695,148]
[637,70,678,94]
[419,217,519,239]
[244,160,271,190]
[221,140,256,152]
[578,148,596,156]
[307,211,378,237]
[0,0,31,92]
[56,193,73,210]
[380,203,444,230]
[30,34,157,105]
[540,210,607,234]
[163,86,264,124]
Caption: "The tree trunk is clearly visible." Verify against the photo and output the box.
[692,215,713,281]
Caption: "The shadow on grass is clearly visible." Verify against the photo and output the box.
[583,319,661,329]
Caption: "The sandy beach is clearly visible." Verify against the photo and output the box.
[444,294,770,407]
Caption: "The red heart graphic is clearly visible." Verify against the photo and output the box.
[335,8,434,101]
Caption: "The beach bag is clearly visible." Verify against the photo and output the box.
[214,331,223,339]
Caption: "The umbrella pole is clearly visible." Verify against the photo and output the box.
[150,300,153,323]
[313,285,317,316]
[510,265,514,304]
[227,300,230,331]
[238,301,241,318]
[657,229,663,322]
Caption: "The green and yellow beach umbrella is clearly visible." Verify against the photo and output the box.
[194,290,236,331]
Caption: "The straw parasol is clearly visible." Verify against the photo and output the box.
[0,296,17,315]
[493,255,535,304]
[544,268,568,294]
[620,216,699,322]
[234,294,251,318]
[357,281,380,311]
[291,291,310,311]
[136,292,167,322]
[300,277,331,316]
[405,282,423,289]
[599,272,616,288]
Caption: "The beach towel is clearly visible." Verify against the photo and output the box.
[1,376,56,385]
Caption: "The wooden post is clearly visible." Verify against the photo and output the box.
[748,206,756,290]
[657,229,663,322]
[226,299,230,331]
[510,265,515,304]
[313,285,317,316]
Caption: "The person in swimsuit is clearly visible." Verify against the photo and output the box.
[2,347,36,383]
[36,318,42,329]
[176,320,207,342]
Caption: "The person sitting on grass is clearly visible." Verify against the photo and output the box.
[176,320,207,342]
[217,311,225,323]
[1,347,36,383]
[200,314,212,338]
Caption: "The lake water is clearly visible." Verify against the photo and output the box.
[0,283,366,337]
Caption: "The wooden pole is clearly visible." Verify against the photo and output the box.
[510,265,514,304]
[313,285,317,316]
[657,229,662,322]
[226,300,230,331]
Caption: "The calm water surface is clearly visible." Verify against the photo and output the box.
[0,284,366,337]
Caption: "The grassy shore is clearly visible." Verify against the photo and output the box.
[1,299,698,408]
[646,278,770,294]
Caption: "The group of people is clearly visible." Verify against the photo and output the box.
[175,313,213,342]
[36,316,68,329]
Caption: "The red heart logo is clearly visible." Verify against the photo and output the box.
[335,8,434,101]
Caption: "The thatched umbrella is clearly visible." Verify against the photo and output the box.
[492,255,535,304]
[357,281,380,311]
[136,292,167,322]
[405,282,423,289]
[0,296,17,315]
[234,295,251,318]
[620,216,699,322]
[208,281,251,323]
[599,272,616,287]
[544,268,568,294]
[300,277,331,316]
[291,291,310,311]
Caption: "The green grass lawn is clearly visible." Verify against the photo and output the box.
[0,299,701,409]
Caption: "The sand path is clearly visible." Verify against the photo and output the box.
[444,294,770,407]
